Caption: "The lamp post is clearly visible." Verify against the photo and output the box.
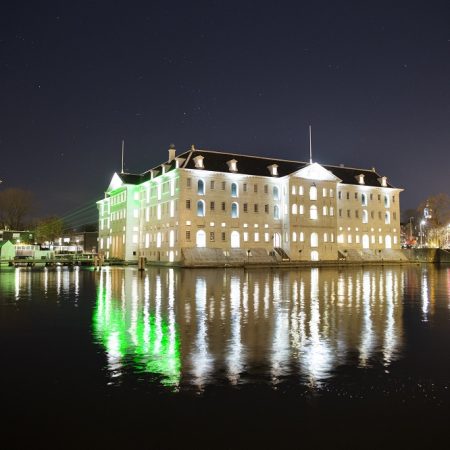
[420,220,426,247]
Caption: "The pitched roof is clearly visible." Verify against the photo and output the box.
[114,148,396,188]
[179,149,396,188]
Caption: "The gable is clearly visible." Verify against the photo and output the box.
[106,173,124,193]
[292,163,341,182]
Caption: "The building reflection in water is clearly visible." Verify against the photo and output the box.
[91,266,410,389]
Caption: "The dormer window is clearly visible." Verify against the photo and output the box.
[161,164,170,174]
[194,155,205,169]
[267,164,278,176]
[227,159,238,172]
[175,157,186,168]
[150,169,159,180]
[378,176,387,187]
[357,174,365,185]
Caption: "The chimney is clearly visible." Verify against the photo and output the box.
[339,163,345,167]
[168,144,176,162]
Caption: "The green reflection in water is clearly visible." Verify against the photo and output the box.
[93,279,181,387]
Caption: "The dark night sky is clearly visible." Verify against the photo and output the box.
[1,0,449,223]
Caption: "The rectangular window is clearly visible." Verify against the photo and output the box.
[243,232,248,242]
[378,211,382,219]
[186,231,191,241]
[347,209,351,218]
[292,186,296,195]
[330,207,334,216]
[323,188,327,197]
[348,235,352,244]
[393,212,397,220]
[221,202,226,211]
[339,208,342,217]
[355,192,358,199]
[338,191,342,200]
[210,201,215,211]
[355,210,359,218]
[210,232,215,242]
[346,192,350,200]
[330,189,334,198]
[243,183,247,192]
[254,184,258,193]
[254,204,258,213]
[221,232,226,242]
[264,232,269,242]
[264,204,269,213]
[221,181,226,190]
[264,185,268,194]
[299,205,304,214]
[210,180,215,190]
[254,232,259,242]
[187,178,191,188]
[378,194,381,201]
[186,200,191,209]
[243,203,248,213]
[370,193,373,201]
[323,206,327,216]
[299,186,304,195]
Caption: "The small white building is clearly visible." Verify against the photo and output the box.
[0,240,15,262]
[97,146,403,265]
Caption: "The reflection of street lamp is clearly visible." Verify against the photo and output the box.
[246,249,251,264]
[420,220,426,247]
[76,239,79,258]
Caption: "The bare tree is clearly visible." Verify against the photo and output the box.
[417,193,450,227]
[0,188,34,230]
[35,216,64,243]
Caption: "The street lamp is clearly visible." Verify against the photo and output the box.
[420,220,426,247]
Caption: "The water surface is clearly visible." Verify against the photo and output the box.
[1,265,450,449]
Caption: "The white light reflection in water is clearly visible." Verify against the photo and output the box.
[299,268,333,386]
[271,274,290,382]
[359,271,374,367]
[191,277,213,387]
[227,276,243,384]
[15,268,21,300]
[421,270,429,321]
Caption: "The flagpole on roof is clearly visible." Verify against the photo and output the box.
[309,125,313,164]
[121,140,125,174]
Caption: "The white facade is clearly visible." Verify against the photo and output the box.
[97,148,402,264]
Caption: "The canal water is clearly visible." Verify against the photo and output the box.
[1,265,449,449]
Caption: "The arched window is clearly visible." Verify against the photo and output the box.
[231,202,239,218]
[300,232,305,242]
[273,186,279,201]
[385,235,392,249]
[231,231,240,248]
[156,232,162,248]
[361,193,367,206]
[292,204,297,215]
[310,205,318,220]
[385,211,390,224]
[169,230,175,248]
[362,209,368,224]
[309,185,317,200]
[292,231,297,242]
[322,206,327,216]
[310,232,318,248]
[274,205,280,220]
[362,234,370,249]
[231,182,238,197]
[311,251,319,261]
[196,230,206,248]
[197,200,205,217]
[197,179,205,195]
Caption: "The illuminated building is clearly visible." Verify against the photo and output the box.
[97,146,403,264]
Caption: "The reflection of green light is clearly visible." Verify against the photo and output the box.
[93,284,181,387]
